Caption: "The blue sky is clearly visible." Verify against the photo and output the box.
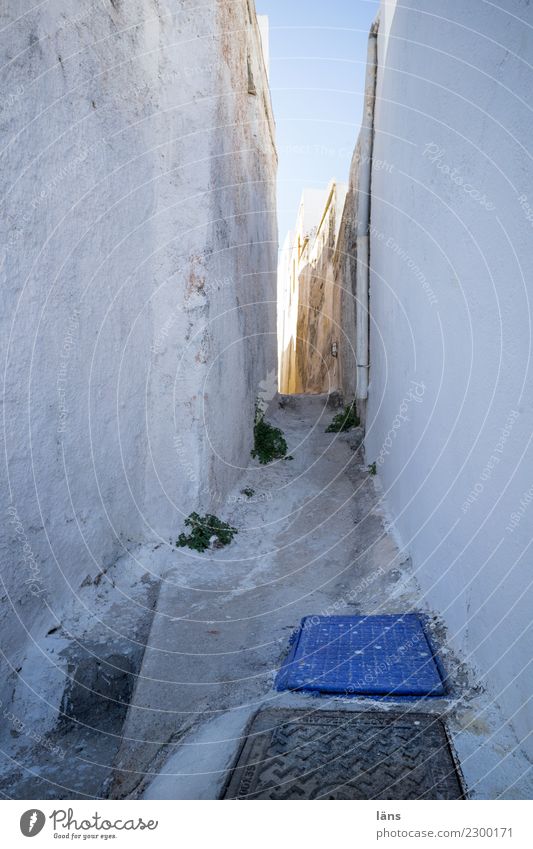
[258,0,380,241]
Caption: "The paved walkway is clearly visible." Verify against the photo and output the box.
[109,394,531,800]
[2,395,529,799]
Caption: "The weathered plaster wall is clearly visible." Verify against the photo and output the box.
[365,0,533,755]
[278,182,348,394]
[1,0,276,702]
[333,227,357,402]
[295,181,347,394]
[277,229,299,392]
[334,144,363,405]
[277,188,326,394]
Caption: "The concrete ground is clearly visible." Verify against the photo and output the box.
[107,394,532,800]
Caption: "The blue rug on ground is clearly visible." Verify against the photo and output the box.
[275,614,445,697]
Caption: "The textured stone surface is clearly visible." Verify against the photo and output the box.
[277,182,348,394]
[222,709,464,800]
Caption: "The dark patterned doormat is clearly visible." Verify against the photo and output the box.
[275,614,445,697]
[221,709,464,799]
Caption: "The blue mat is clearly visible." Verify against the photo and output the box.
[275,614,445,697]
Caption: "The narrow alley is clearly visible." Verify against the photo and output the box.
[1,0,532,827]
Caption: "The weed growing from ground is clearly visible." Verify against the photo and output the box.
[251,406,288,464]
[177,512,237,552]
[326,403,360,432]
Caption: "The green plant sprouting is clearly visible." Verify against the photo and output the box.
[251,405,288,464]
[325,403,360,433]
[176,512,237,552]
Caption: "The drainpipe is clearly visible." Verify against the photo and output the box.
[355,17,378,418]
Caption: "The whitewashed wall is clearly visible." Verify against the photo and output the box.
[1,0,276,692]
[366,0,533,754]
